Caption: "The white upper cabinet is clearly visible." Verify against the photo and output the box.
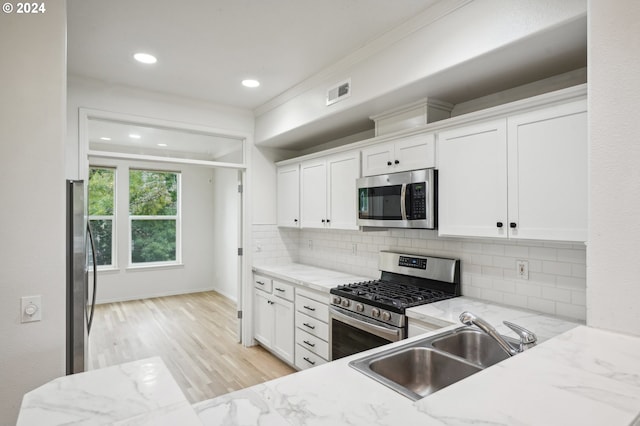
[438,119,508,239]
[507,99,588,242]
[300,150,360,230]
[437,97,588,242]
[362,133,435,176]
[300,159,327,229]
[277,164,300,228]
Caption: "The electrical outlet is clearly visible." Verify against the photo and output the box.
[21,295,42,323]
[255,241,262,252]
[308,239,313,249]
[516,260,529,280]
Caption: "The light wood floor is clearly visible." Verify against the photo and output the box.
[88,291,296,403]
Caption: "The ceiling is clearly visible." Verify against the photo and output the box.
[67,0,439,111]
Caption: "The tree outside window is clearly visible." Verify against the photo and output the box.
[88,167,115,267]
[129,169,180,265]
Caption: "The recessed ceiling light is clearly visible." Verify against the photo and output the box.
[242,79,260,88]
[129,133,141,139]
[133,53,157,64]
[157,143,168,147]
[99,137,111,141]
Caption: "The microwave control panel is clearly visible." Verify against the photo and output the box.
[408,183,426,219]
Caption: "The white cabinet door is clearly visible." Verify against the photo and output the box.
[300,159,327,229]
[394,133,435,173]
[277,164,300,228]
[361,133,435,176]
[361,142,394,176]
[438,119,508,238]
[253,289,272,347]
[327,151,360,230]
[507,99,588,241]
[272,297,294,363]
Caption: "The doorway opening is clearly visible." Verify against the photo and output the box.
[79,108,251,348]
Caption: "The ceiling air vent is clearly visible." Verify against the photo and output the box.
[326,79,351,106]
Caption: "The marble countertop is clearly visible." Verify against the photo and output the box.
[19,261,640,425]
[194,323,640,425]
[252,263,372,293]
[17,357,201,425]
[407,296,581,343]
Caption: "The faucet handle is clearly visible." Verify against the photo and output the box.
[503,321,537,346]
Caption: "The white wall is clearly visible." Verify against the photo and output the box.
[211,167,240,301]
[255,0,587,144]
[92,158,218,303]
[66,76,255,179]
[0,3,67,424]
[587,1,640,335]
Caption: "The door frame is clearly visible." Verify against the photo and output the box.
[78,107,254,346]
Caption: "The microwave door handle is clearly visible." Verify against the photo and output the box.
[400,183,407,220]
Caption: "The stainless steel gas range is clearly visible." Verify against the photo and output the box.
[329,251,460,360]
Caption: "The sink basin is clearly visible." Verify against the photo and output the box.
[368,347,481,400]
[431,328,511,368]
[350,326,517,400]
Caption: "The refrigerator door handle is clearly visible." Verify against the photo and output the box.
[86,222,97,335]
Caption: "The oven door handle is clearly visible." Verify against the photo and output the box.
[330,307,401,342]
[400,183,407,221]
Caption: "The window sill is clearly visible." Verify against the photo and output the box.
[95,267,120,274]
[125,263,185,272]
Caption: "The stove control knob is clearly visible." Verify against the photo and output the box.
[341,299,351,308]
[372,308,380,318]
[381,311,391,321]
[355,303,364,312]
[332,296,341,305]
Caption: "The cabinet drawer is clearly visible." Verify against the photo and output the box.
[295,294,328,322]
[295,345,328,370]
[295,311,328,340]
[272,280,295,302]
[295,329,329,359]
[254,275,272,293]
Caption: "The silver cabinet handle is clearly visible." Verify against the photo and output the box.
[256,281,265,286]
[275,288,285,292]
[303,305,316,312]
[302,322,315,330]
[303,357,316,365]
[303,340,315,347]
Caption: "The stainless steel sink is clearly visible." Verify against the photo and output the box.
[431,328,511,368]
[350,326,517,400]
[368,347,482,400]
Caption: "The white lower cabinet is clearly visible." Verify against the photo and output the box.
[253,275,294,364]
[294,288,330,370]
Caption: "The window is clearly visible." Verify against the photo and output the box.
[88,167,116,268]
[129,169,181,265]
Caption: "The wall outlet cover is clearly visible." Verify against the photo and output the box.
[516,260,529,280]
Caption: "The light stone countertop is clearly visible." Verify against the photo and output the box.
[252,263,373,293]
[18,263,640,425]
[17,357,201,426]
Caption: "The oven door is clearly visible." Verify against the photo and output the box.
[329,306,405,361]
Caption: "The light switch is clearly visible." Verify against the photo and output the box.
[21,295,42,323]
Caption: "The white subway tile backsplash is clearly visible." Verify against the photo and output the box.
[542,261,573,276]
[252,224,587,321]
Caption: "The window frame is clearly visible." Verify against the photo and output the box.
[127,168,182,268]
[88,165,117,271]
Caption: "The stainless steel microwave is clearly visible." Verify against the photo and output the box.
[356,169,436,229]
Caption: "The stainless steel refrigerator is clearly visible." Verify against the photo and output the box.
[66,180,97,375]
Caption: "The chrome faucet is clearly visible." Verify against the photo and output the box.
[459,311,537,356]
